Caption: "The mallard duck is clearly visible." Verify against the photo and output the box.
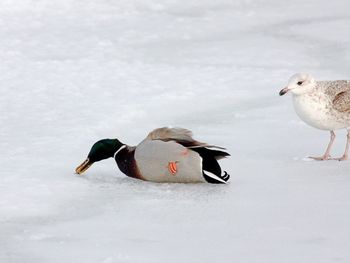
[75,127,230,183]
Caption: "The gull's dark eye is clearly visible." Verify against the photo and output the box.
[297,81,303,85]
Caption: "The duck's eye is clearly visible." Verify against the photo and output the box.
[297,81,303,85]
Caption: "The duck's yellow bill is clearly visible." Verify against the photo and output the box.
[75,158,93,174]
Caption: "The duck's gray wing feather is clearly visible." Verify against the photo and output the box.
[145,127,207,147]
[144,127,229,158]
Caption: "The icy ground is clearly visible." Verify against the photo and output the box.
[1,0,350,262]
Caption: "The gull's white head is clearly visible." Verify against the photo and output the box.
[279,73,316,96]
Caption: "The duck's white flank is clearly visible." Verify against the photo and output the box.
[134,140,206,183]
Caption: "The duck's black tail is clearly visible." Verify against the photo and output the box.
[203,170,230,184]
[190,147,230,184]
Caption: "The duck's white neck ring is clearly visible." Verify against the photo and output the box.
[113,145,127,159]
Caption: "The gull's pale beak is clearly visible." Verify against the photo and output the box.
[75,158,93,174]
[279,87,290,96]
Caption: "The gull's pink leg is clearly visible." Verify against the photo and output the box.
[332,129,350,161]
[309,131,335,161]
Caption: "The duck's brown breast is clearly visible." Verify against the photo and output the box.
[115,147,144,180]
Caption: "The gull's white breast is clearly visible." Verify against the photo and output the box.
[292,93,347,130]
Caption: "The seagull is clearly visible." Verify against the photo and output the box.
[279,73,350,161]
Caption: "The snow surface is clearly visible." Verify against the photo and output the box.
[1,0,350,262]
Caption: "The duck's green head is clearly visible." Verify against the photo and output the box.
[75,139,124,175]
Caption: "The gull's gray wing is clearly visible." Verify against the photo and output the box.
[330,81,350,112]
[322,80,350,112]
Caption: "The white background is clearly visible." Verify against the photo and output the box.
[1,0,350,262]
